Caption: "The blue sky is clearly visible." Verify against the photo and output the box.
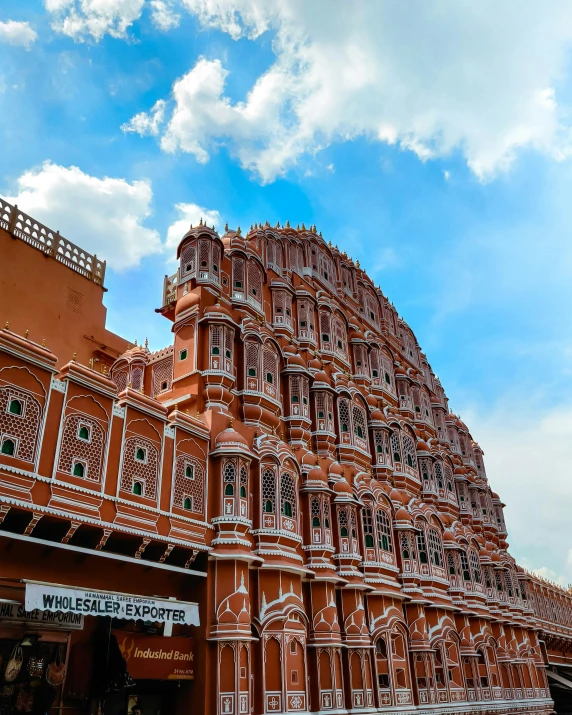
[1,0,572,584]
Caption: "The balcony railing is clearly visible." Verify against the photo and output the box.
[1,197,106,286]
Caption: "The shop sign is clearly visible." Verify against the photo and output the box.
[0,601,84,630]
[115,630,195,680]
[25,583,200,626]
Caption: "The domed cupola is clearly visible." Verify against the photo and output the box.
[177,220,224,294]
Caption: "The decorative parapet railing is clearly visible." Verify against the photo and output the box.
[0,196,106,286]
[163,271,178,306]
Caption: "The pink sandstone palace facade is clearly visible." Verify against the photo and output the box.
[0,196,571,714]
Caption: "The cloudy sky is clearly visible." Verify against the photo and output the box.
[1,0,572,584]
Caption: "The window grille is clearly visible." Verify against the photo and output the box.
[362,505,374,548]
[319,311,331,347]
[263,347,278,393]
[280,472,296,518]
[382,352,394,391]
[152,359,173,395]
[262,468,276,514]
[434,462,444,488]
[338,507,349,536]
[332,316,347,356]
[400,533,411,560]
[311,496,321,526]
[470,549,482,584]
[352,404,367,441]
[354,345,368,376]
[428,528,443,567]
[131,367,143,391]
[390,432,401,462]
[232,256,245,292]
[402,433,417,469]
[247,261,262,304]
[369,348,380,382]
[376,509,392,552]
[460,551,471,582]
[181,242,196,277]
[245,342,260,389]
[338,398,350,435]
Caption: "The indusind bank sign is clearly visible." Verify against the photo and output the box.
[115,631,195,680]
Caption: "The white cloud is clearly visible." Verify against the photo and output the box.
[165,202,221,257]
[463,401,572,585]
[126,0,572,182]
[443,170,451,182]
[122,99,166,136]
[44,0,145,41]
[6,162,161,271]
[0,20,38,49]
[150,0,180,31]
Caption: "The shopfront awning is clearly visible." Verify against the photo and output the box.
[24,581,200,626]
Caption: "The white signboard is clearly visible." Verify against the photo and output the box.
[25,584,200,626]
[0,601,84,630]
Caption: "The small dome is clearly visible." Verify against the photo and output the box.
[175,290,200,316]
[308,355,322,370]
[215,425,249,449]
[204,300,233,318]
[389,489,404,504]
[334,478,353,495]
[313,370,331,385]
[307,466,328,483]
[328,461,344,477]
[454,465,467,476]
[416,440,430,454]
[286,353,305,368]
[366,394,378,408]
[370,408,385,422]
[349,327,366,341]
[443,531,456,543]
[395,507,412,522]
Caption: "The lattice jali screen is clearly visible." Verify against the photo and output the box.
[57,413,106,483]
[174,453,205,515]
[0,386,42,462]
[120,435,159,499]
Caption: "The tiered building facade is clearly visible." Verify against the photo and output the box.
[0,196,571,714]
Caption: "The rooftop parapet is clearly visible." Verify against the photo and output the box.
[0,196,106,287]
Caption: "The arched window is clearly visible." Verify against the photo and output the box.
[470,549,482,585]
[428,528,443,568]
[262,467,276,518]
[460,550,471,583]
[8,399,22,415]
[72,461,85,477]
[376,509,392,552]
[133,480,142,496]
[183,496,192,510]
[362,505,374,548]
[390,431,401,463]
[416,525,428,564]
[78,425,90,441]
[1,438,15,456]
[280,472,296,519]
[223,461,236,499]
[135,447,146,462]
[262,346,279,398]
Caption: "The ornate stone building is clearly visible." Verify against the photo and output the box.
[0,197,571,714]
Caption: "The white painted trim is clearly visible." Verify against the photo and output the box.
[0,530,205,577]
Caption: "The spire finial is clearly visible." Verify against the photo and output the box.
[42,338,46,346]
[229,416,234,428]
[237,226,241,236]
[134,339,138,346]
[73,353,77,361]
[4,322,8,329]
[286,220,290,228]
[199,217,203,226]
[144,337,149,350]
[225,222,229,232]
[25,329,29,338]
